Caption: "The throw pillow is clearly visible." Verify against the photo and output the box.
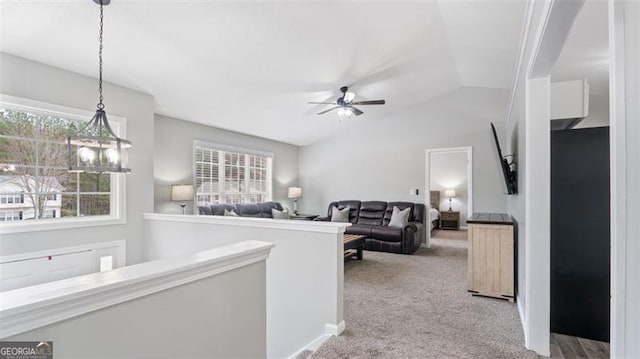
[272,208,290,220]
[224,209,239,217]
[331,206,350,222]
[388,206,411,228]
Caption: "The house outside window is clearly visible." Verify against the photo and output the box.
[194,141,272,206]
[0,95,126,233]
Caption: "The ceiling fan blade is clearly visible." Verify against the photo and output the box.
[351,107,364,116]
[351,100,386,105]
[308,102,337,105]
[317,106,340,115]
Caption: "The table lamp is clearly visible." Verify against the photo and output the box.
[445,189,456,211]
[288,187,302,215]
[171,184,194,214]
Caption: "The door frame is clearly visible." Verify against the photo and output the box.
[424,146,473,248]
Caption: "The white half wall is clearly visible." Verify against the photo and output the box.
[297,87,508,217]
[0,53,155,265]
[153,114,299,215]
[144,214,347,359]
[3,241,272,358]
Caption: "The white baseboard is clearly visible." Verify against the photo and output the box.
[286,321,346,359]
[325,320,345,336]
[286,334,331,359]
[517,296,528,348]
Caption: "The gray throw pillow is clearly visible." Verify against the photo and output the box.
[388,206,411,228]
[272,208,290,220]
[331,206,350,222]
[224,209,239,217]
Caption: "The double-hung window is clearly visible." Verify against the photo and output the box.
[194,141,272,206]
[0,95,125,232]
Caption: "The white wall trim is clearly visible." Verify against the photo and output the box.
[286,334,331,359]
[517,298,528,349]
[325,320,346,336]
[0,239,125,265]
[506,0,537,129]
[520,1,585,356]
[424,146,473,248]
[0,240,274,339]
[144,213,350,234]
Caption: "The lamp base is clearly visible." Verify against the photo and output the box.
[293,199,298,215]
[180,202,186,215]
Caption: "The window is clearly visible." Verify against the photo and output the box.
[0,96,124,231]
[0,192,24,204]
[0,211,22,221]
[194,142,272,205]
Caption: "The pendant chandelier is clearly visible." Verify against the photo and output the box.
[68,0,131,174]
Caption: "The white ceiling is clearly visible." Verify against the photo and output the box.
[0,0,526,146]
[552,0,609,95]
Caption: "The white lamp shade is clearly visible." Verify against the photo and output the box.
[288,187,302,199]
[445,189,456,198]
[171,184,194,201]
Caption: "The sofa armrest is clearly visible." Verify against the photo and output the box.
[314,216,330,222]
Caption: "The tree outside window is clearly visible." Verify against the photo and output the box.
[0,107,111,220]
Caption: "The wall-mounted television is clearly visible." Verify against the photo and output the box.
[490,123,517,194]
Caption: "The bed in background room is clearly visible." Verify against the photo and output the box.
[429,191,441,231]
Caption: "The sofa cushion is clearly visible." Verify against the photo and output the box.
[259,202,283,218]
[371,225,403,242]
[389,206,411,228]
[198,205,212,215]
[224,209,239,216]
[331,206,350,222]
[327,201,361,224]
[235,203,263,217]
[272,208,290,220]
[356,201,387,225]
[383,202,415,225]
[211,204,237,216]
[345,224,373,237]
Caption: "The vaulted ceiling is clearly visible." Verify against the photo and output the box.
[0,0,526,145]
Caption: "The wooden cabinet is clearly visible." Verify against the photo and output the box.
[440,211,460,230]
[467,213,514,302]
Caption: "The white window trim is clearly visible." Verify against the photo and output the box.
[0,94,127,234]
[193,140,274,212]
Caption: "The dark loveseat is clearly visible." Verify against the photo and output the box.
[198,201,284,218]
[317,201,426,254]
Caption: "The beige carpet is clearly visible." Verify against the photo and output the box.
[310,237,535,359]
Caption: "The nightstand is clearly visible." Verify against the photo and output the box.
[440,211,460,230]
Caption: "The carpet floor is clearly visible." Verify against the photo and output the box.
[310,234,536,359]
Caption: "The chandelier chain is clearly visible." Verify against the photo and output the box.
[97,2,104,110]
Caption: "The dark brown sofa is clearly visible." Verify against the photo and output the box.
[198,202,284,218]
[316,201,426,254]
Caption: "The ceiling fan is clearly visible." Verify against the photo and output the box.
[308,86,386,118]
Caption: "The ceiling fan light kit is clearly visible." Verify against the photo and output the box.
[309,86,386,119]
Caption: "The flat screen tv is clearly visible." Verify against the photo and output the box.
[491,123,517,194]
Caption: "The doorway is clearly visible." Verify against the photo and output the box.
[424,147,472,248]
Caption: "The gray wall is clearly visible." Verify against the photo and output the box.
[430,151,469,226]
[297,87,509,217]
[154,114,299,214]
[0,53,154,265]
